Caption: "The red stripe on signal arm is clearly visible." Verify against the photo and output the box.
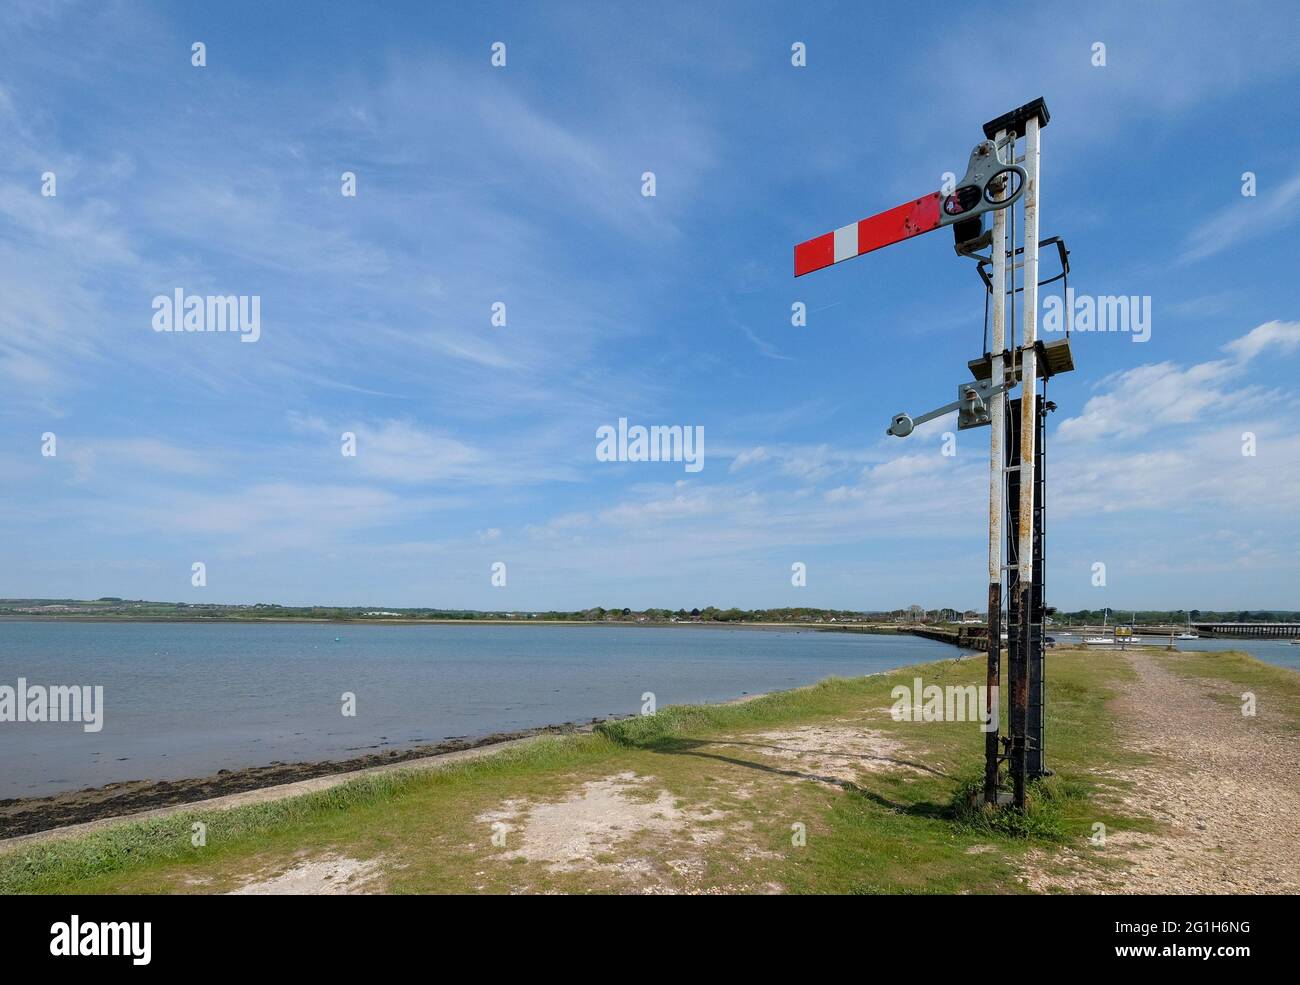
[857,192,942,256]
[794,231,835,277]
[793,192,943,277]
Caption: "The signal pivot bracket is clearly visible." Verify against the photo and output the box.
[887,378,1008,438]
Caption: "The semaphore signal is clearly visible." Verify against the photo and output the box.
[792,97,1076,811]
[794,134,1026,276]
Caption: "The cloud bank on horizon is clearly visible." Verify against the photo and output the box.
[2,0,1298,611]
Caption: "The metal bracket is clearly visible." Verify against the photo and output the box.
[887,379,1007,437]
[958,378,999,429]
[938,138,1026,231]
[975,236,1070,292]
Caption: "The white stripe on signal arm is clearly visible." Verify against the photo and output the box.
[833,223,858,263]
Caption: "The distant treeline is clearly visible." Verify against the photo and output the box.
[4,599,1296,625]
[2,599,912,623]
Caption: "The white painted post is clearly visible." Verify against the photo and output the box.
[984,128,1010,803]
[988,129,1008,607]
[1010,116,1042,807]
[1017,116,1041,588]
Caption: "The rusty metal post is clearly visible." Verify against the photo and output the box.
[983,128,1010,806]
[1027,393,1049,777]
[1005,397,1027,808]
[1012,114,1042,810]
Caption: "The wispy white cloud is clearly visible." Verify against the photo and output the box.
[1222,319,1300,362]
[286,413,582,486]
[1058,320,1296,443]
[1181,173,1300,264]
[729,446,769,472]
[60,438,220,483]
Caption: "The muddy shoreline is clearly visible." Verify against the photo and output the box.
[0,718,629,840]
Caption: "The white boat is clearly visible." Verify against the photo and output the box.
[1084,612,1114,645]
[1124,613,1143,643]
[1176,632,1199,640]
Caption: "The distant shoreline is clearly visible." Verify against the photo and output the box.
[0,615,913,632]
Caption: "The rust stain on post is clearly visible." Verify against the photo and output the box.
[984,582,1002,803]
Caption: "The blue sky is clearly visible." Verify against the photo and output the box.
[2,0,1299,611]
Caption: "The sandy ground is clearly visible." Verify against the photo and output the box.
[470,724,922,893]
[711,723,928,786]
[476,771,731,888]
[226,853,385,895]
[1023,650,1300,894]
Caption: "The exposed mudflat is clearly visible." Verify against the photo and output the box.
[0,721,608,840]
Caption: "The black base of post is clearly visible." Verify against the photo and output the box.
[984,391,1052,811]
[1005,396,1048,808]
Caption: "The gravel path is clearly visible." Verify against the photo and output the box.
[1030,649,1299,894]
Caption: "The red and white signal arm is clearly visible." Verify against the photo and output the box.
[793,193,943,277]
[793,100,1049,278]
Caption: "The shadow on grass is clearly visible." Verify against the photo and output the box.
[635,736,953,820]
[709,737,952,780]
